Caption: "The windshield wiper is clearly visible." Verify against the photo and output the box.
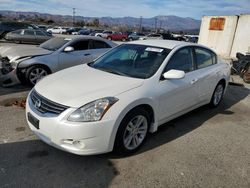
[96,67,128,76]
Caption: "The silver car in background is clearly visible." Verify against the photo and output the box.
[5,29,53,44]
[0,36,117,86]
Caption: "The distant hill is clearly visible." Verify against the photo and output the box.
[0,10,201,31]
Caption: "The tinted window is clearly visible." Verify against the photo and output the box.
[165,48,194,72]
[35,30,45,36]
[91,40,110,49]
[71,40,89,51]
[24,30,35,35]
[195,48,213,69]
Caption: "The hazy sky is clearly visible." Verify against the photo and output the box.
[0,0,249,19]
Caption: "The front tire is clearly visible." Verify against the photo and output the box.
[209,82,225,108]
[114,108,150,155]
[26,65,49,86]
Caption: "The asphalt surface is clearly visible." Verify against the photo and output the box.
[0,40,250,187]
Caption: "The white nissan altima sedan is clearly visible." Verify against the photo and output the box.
[26,40,230,155]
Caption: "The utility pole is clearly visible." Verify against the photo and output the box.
[72,8,76,27]
[139,16,142,32]
[154,17,158,33]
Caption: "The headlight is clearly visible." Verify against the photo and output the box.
[68,97,118,122]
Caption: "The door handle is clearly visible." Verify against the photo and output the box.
[84,53,91,56]
[190,78,198,84]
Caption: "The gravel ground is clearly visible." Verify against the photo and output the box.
[0,84,249,188]
[0,40,250,187]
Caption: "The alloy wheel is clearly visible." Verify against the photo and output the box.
[123,115,148,150]
[29,67,48,85]
[213,84,224,105]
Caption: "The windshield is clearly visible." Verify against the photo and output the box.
[39,37,70,51]
[89,44,171,79]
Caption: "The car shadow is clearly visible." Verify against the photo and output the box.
[133,85,250,155]
[0,140,117,187]
[0,85,31,96]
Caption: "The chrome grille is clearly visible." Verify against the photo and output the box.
[30,90,69,115]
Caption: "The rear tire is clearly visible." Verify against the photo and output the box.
[114,108,150,155]
[209,82,225,108]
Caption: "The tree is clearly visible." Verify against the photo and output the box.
[47,19,54,24]
[93,18,99,27]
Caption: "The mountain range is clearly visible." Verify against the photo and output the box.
[0,10,201,31]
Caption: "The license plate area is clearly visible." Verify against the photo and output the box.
[28,112,40,129]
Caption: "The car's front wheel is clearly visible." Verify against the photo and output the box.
[209,82,225,107]
[114,108,150,155]
[26,65,49,86]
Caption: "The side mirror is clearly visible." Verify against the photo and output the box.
[64,46,74,52]
[162,69,185,80]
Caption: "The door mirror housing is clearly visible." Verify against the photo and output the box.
[64,46,74,52]
[162,69,185,80]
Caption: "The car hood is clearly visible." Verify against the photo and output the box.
[0,45,52,62]
[35,64,144,108]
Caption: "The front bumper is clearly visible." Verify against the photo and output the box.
[0,66,20,86]
[26,95,116,155]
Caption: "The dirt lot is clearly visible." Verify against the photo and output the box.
[0,82,249,188]
[0,41,250,187]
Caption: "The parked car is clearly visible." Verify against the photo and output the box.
[37,25,49,31]
[78,29,93,35]
[5,29,53,44]
[63,27,82,35]
[95,30,113,38]
[128,32,146,41]
[0,36,117,86]
[25,40,230,155]
[106,32,128,41]
[89,29,104,36]
[185,36,199,43]
[47,27,67,34]
[0,21,36,39]
[139,33,163,40]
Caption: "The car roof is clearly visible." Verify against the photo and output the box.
[129,39,196,50]
[56,35,117,47]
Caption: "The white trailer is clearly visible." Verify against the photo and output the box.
[198,14,250,58]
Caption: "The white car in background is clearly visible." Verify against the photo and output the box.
[26,40,230,155]
[47,27,67,34]
[95,30,113,38]
[139,33,163,40]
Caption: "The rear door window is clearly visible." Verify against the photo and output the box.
[24,30,35,35]
[71,40,89,51]
[91,40,111,49]
[195,48,215,69]
[35,30,45,36]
